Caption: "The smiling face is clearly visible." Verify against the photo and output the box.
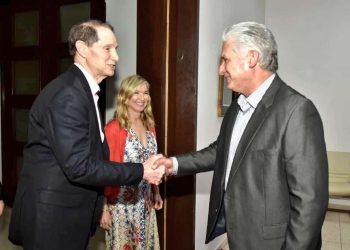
[126,83,150,116]
[218,37,253,95]
[84,26,119,83]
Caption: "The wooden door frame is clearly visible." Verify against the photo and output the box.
[137,0,199,249]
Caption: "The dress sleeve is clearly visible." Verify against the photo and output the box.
[105,121,118,161]
[104,120,122,202]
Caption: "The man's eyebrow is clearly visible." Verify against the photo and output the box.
[103,44,118,48]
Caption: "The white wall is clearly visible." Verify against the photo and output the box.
[196,1,264,249]
[105,0,137,121]
[265,0,350,152]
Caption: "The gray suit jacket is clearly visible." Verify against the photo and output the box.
[9,65,144,250]
[177,75,328,250]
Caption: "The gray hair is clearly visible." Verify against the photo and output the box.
[68,19,114,56]
[222,21,278,72]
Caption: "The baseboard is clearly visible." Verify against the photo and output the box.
[329,197,350,211]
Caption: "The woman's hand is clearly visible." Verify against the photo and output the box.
[99,206,112,230]
[0,200,4,217]
[153,190,163,210]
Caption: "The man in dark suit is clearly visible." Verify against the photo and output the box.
[9,20,164,250]
[157,21,328,249]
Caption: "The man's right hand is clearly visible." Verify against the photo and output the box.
[143,154,165,185]
[154,157,174,176]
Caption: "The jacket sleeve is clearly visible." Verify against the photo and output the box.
[283,99,328,249]
[176,141,217,176]
[104,121,122,201]
[43,88,143,187]
[105,121,119,162]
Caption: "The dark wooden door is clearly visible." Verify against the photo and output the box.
[0,0,106,205]
[137,0,199,249]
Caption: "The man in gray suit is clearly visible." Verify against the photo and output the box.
[157,21,328,249]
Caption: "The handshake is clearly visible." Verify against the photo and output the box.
[142,154,174,185]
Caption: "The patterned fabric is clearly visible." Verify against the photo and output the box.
[106,128,160,250]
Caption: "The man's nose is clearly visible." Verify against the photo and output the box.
[112,49,119,62]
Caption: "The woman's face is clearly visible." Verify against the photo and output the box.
[126,83,150,115]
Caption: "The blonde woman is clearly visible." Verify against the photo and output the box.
[100,75,162,250]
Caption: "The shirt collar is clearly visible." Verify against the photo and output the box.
[74,62,100,96]
[245,73,276,109]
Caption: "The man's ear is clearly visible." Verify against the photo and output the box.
[75,40,88,58]
[248,50,259,68]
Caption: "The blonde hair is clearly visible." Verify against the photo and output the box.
[115,75,155,130]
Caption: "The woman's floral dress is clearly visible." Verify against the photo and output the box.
[105,128,160,250]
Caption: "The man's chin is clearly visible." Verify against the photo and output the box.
[106,71,116,77]
[226,82,236,91]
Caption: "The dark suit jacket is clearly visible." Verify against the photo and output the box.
[177,75,328,250]
[9,65,144,250]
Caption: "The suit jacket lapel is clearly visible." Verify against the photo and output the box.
[225,75,283,188]
[69,65,105,147]
[220,101,240,187]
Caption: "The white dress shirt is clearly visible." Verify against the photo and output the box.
[171,74,276,181]
[74,63,105,142]
[224,74,275,188]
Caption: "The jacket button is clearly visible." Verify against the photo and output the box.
[215,209,218,213]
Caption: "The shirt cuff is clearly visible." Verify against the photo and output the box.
[171,157,179,175]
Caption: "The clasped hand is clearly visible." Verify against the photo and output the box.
[143,155,175,185]
[143,154,165,185]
